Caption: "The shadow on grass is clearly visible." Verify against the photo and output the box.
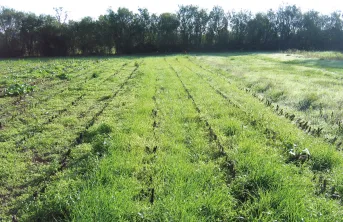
[0,51,275,63]
[282,59,343,71]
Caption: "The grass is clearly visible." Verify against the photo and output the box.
[193,52,343,146]
[285,49,343,60]
[1,53,343,221]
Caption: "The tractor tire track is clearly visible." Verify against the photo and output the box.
[167,59,237,197]
[167,60,225,156]
[137,72,159,205]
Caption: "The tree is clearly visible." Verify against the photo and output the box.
[74,17,98,55]
[323,11,343,50]
[194,9,208,49]
[96,14,114,54]
[0,4,343,57]
[158,12,180,52]
[177,5,199,50]
[108,8,136,54]
[36,15,68,56]
[276,5,302,49]
[20,13,42,56]
[0,6,24,57]
[246,12,277,50]
[228,10,251,49]
[54,7,68,25]
[297,10,324,50]
[131,8,157,53]
[207,6,229,49]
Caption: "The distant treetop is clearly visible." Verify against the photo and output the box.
[0,4,342,57]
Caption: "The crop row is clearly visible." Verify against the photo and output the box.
[0,61,141,218]
[169,57,343,220]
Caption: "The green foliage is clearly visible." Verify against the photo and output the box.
[268,90,285,102]
[1,4,343,57]
[286,50,343,60]
[83,123,113,155]
[56,73,69,80]
[196,52,343,142]
[298,93,319,111]
[92,72,99,78]
[1,55,343,221]
[4,83,35,96]
[224,120,241,136]
[255,82,273,93]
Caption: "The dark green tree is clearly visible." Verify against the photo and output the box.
[0,7,24,56]
[158,12,180,52]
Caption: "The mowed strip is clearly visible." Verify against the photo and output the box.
[180,56,343,187]
[168,57,343,221]
[178,56,340,170]
[142,58,235,220]
[25,57,236,221]
[0,60,129,145]
[58,58,157,221]
[193,54,343,144]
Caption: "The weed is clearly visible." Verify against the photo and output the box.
[255,82,273,93]
[298,93,319,111]
[56,73,69,80]
[92,72,99,78]
[4,83,35,96]
[97,123,113,134]
[224,120,241,137]
[337,121,343,136]
[268,90,285,102]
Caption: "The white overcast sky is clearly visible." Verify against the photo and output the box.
[1,0,342,21]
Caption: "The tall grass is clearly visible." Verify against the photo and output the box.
[285,49,343,60]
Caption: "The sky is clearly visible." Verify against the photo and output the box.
[1,0,342,21]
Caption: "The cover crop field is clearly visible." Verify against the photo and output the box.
[1,52,343,221]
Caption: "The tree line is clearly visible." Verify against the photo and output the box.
[0,4,342,57]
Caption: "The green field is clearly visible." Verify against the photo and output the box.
[1,53,343,221]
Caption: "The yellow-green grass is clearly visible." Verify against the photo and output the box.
[193,52,343,145]
[285,50,343,60]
